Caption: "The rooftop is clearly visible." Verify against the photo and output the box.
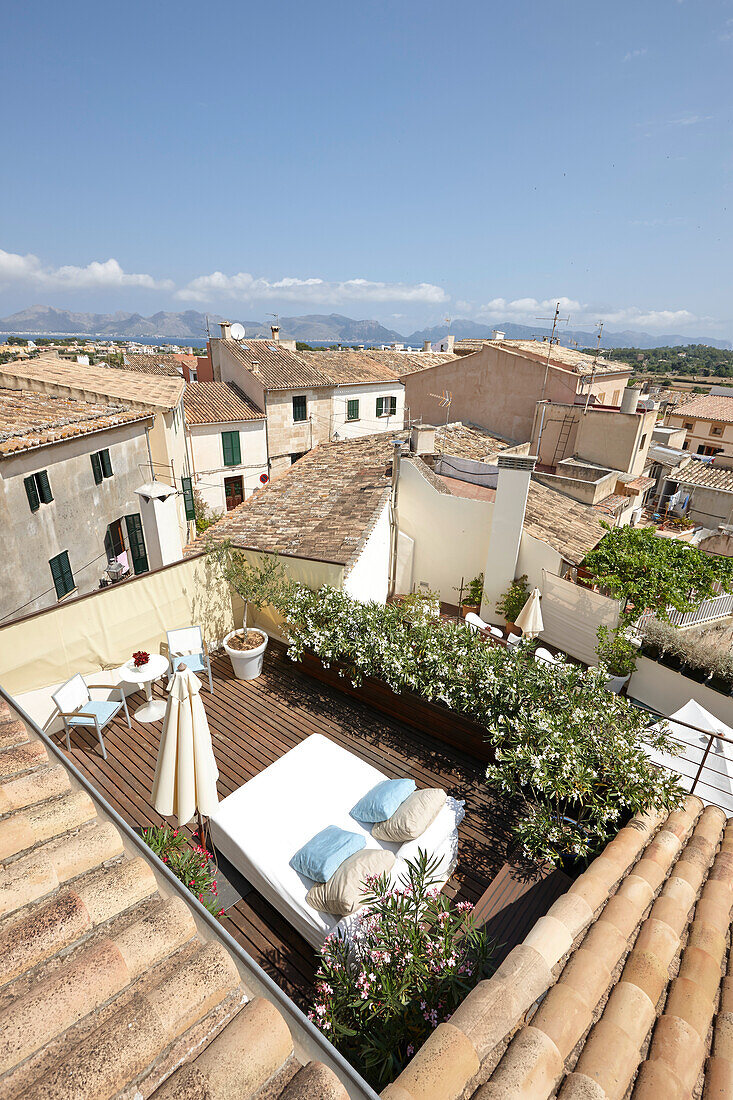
[454,338,631,377]
[183,381,265,425]
[435,421,515,461]
[0,689,354,1100]
[0,355,185,410]
[198,431,404,567]
[672,393,733,425]
[220,340,402,391]
[121,351,197,377]
[673,458,733,492]
[315,348,457,378]
[0,387,152,456]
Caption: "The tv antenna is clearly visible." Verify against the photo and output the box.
[267,312,280,326]
[537,302,571,402]
[430,390,453,430]
[583,321,604,413]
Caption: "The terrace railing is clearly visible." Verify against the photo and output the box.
[637,591,733,632]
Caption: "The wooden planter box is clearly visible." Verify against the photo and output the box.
[296,650,493,764]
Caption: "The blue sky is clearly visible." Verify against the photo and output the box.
[1,0,731,337]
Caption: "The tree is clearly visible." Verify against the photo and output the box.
[207,539,292,633]
[583,523,733,626]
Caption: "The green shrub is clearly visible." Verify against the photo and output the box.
[496,575,530,623]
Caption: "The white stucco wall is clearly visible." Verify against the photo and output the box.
[515,531,563,590]
[188,420,268,513]
[343,500,392,603]
[331,382,406,440]
[398,460,493,601]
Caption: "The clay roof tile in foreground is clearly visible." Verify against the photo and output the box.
[0,694,349,1100]
[0,388,152,456]
[381,793,733,1100]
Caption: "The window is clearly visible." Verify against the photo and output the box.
[376,395,397,417]
[221,430,241,467]
[683,421,694,430]
[292,395,307,422]
[639,433,647,449]
[24,470,53,512]
[91,449,113,483]
[49,551,75,600]
[224,475,244,510]
[710,424,724,437]
[290,451,307,464]
[124,514,149,575]
[181,476,195,521]
[346,398,360,421]
[612,389,621,405]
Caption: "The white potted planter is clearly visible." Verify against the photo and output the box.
[605,672,631,694]
[223,627,269,680]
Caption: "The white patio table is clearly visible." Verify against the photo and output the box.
[119,653,170,723]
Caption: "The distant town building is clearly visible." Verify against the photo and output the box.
[666,393,733,459]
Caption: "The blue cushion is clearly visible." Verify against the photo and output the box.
[176,652,205,673]
[351,778,416,823]
[290,826,366,883]
[71,700,120,727]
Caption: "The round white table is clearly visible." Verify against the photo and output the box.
[120,654,170,723]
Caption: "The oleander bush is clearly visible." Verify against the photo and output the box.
[141,826,225,918]
[308,851,494,1089]
[282,585,683,862]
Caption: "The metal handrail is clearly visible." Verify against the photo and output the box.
[0,686,380,1100]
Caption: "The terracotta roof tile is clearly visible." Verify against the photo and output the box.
[196,431,405,566]
[0,388,152,456]
[221,339,403,390]
[184,381,265,424]
[492,339,631,377]
[523,481,607,565]
[0,698,351,1099]
[301,348,456,379]
[0,355,185,410]
[671,393,733,424]
[673,459,733,492]
[122,352,195,377]
[435,422,513,461]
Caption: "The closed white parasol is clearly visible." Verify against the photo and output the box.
[515,587,544,639]
[151,664,219,830]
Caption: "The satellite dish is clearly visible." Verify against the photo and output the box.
[230,323,245,341]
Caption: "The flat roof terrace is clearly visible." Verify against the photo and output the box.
[51,641,568,1009]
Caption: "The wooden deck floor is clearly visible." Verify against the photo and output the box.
[59,642,530,1009]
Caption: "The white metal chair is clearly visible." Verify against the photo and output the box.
[52,673,131,760]
[535,646,562,665]
[506,633,522,648]
[464,612,504,640]
[166,626,214,694]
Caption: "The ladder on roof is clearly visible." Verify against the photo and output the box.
[551,412,575,466]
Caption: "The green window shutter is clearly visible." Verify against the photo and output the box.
[376,397,384,417]
[24,475,40,513]
[292,395,307,422]
[124,513,149,575]
[36,470,53,503]
[388,396,397,416]
[100,449,113,478]
[347,399,359,421]
[49,551,74,599]
[181,476,196,521]
[222,430,240,466]
[91,452,103,484]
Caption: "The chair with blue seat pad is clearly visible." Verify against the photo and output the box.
[166,626,214,694]
[51,673,131,760]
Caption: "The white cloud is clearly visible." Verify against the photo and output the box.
[0,248,173,292]
[176,270,448,306]
[623,47,648,62]
[471,295,703,333]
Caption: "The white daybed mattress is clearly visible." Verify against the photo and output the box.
[210,733,464,949]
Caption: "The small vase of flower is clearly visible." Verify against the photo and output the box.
[132,650,150,668]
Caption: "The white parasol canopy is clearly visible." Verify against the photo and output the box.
[515,587,544,639]
[151,664,219,826]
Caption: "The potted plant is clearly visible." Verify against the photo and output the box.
[460,573,484,618]
[209,541,292,680]
[595,626,637,693]
[496,575,530,634]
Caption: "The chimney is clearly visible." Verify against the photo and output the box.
[410,424,436,454]
[443,334,455,353]
[480,454,537,623]
[134,482,183,571]
[491,330,506,341]
[271,324,280,342]
[423,340,432,353]
[219,321,232,340]
[620,387,641,415]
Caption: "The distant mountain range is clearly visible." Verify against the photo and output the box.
[1,304,730,351]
